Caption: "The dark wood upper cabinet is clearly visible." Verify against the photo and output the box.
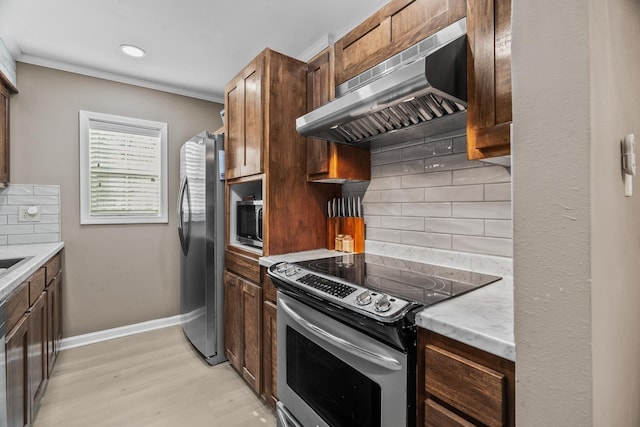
[334,0,466,86]
[306,48,370,183]
[466,0,512,160]
[225,56,264,180]
[0,72,17,188]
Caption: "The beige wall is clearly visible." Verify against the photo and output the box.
[590,0,640,425]
[512,0,593,425]
[10,63,223,337]
[514,0,640,425]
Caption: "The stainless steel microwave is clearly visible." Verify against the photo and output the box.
[236,200,263,248]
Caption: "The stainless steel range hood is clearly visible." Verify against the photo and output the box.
[297,18,467,146]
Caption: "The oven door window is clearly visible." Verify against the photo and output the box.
[286,327,381,427]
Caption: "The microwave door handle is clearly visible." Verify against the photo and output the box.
[279,298,402,371]
[256,207,263,242]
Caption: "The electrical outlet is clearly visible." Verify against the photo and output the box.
[18,206,41,222]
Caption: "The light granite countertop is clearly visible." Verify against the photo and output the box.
[0,242,65,300]
[259,243,515,362]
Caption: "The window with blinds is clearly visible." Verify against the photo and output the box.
[79,110,168,224]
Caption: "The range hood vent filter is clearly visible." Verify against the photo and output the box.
[297,18,467,146]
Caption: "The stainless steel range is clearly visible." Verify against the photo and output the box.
[268,253,500,427]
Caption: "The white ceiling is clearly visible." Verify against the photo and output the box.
[0,0,390,103]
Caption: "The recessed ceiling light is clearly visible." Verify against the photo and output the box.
[120,44,146,58]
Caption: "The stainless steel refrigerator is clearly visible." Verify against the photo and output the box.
[178,131,226,365]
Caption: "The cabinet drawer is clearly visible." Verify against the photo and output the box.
[45,251,62,284]
[7,281,29,331]
[425,398,477,427]
[425,344,505,427]
[28,267,46,306]
[225,251,261,284]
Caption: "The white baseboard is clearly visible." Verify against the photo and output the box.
[59,314,185,351]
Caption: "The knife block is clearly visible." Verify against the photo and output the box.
[327,217,364,253]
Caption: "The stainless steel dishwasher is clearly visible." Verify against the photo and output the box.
[0,299,7,427]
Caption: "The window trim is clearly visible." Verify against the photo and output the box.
[79,110,168,225]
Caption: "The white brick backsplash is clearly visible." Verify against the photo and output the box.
[0,206,18,215]
[367,176,402,190]
[1,185,33,195]
[8,195,59,205]
[425,218,485,236]
[426,185,484,202]
[379,188,424,203]
[452,235,513,257]
[401,231,452,250]
[34,185,60,196]
[402,202,452,217]
[453,202,512,219]
[39,215,60,224]
[371,149,402,166]
[0,225,34,234]
[424,153,483,172]
[8,233,60,245]
[34,224,60,233]
[362,191,381,203]
[364,216,381,228]
[0,184,61,245]
[402,139,453,161]
[484,183,512,201]
[380,159,424,177]
[379,216,424,231]
[485,220,513,238]
[40,205,60,215]
[367,228,403,243]
[402,171,452,188]
[344,136,513,258]
[453,165,511,185]
[363,203,402,216]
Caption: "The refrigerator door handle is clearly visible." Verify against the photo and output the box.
[177,175,191,255]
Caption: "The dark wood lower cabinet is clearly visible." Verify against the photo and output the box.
[46,272,62,376]
[223,268,262,394]
[262,300,277,409]
[223,270,242,371]
[240,279,262,392]
[6,315,29,427]
[28,292,47,420]
[6,251,64,426]
[418,330,515,427]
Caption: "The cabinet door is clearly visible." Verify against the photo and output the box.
[224,56,264,180]
[46,272,62,376]
[240,278,262,393]
[28,292,47,420]
[262,300,277,409]
[466,0,512,160]
[223,270,242,372]
[0,81,9,186]
[305,49,371,182]
[334,0,466,85]
[6,315,29,427]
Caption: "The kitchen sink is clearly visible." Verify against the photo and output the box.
[0,257,32,277]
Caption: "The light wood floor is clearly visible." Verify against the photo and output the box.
[33,326,276,427]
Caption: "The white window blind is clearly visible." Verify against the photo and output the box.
[80,111,168,224]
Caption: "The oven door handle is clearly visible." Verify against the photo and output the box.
[279,298,403,371]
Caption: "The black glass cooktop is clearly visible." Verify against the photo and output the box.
[294,253,501,307]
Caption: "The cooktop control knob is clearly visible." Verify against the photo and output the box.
[355,290,372,306]
[285,266,299,277]
[276,262,289,273]
[374,295,392,313]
